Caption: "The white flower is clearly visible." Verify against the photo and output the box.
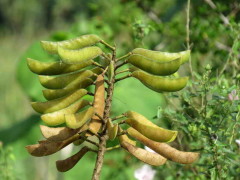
[235,139,240,148]
[228,90,239,101]
[134,164,156,180]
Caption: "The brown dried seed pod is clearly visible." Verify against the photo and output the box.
[127,128,200,164]
[88,74,105,134]
[120,141,167,166]
[40,124,88,142]
[118,127,136,146]
[56,146,90,172]
[25,134,80,157]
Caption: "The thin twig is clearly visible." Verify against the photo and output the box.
[100,40,115,51]
[85,139,100,148]
[115,74,132,82]
[106,145,121,151]
[111,114,126,121]
[115,60,128,70]
[116,52,132,62]
[92,62,104,69]
[116,69,130,75]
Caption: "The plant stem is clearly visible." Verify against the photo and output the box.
[91,48,116,180]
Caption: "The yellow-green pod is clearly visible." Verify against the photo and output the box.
[127,128,199,164]
[107,119,118,141]
[132,70,188,92]
[128,54,181,76]
[41,99,90,126]
[27,58,93,75]
[108,61,114,81]
[31,89,87,114]
[118,127,136,146]
[39,70,93,89]
[41,34,101,54]
[125,111,177,142]
[132,48,190,64]
[91,67,104,75]
[120,141,167,166]
[65,107,95,129]
[40,124,88,142]
[43,78,93,100]
[58,46,102,64]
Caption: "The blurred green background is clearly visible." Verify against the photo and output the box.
[0,0,239,179]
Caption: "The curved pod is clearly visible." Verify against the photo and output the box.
[132,70,188,93]
[128,54,181,76]
[56,146,90,172]
[43,78,93,100]
[121,141,166,166]
[58,46,102,64]
[118,127,136,146]
[27,58,93,75]
[41,99,90,126]
[41,34,101,54]
[132,48,190,64]
[39,70,93,89]
[107,119,118,141]
[128,128,199,164]
[88,74,105,134]
[65,107,95,129]
[40,124,88,142]
[31,89,87,114]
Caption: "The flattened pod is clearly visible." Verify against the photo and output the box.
[41,34,101,54]
[58,46,102,64]
[27,58,93,75]
[118,127,136,146]
[121,141,167,166]
[25,134,80,157]
[31,89,87,114]
[125,111,177,142]
[56,146,90,172]
[41,99,90,126]
[88,74,105,133]
[66,107,95,129]
[39,70,93,89]
[128,54,181,76]
[40,124,88,142]
[132,48,190,64]
[127,128,199,164]
[132,70,188,92]
[107,119,118,141]
[43,78,93,100]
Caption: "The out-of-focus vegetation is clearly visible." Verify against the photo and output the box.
[0,0,239,179]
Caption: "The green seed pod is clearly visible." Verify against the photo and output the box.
[58,46,102,64]
[108,61,114,81]
[40,124,88,142]
[41,99,90,126]
[56,146,90,172]
[43,78,93,100]
[31,89,87,114]
[132,70,188,92]
[27,58,93,75]
[39,70,93,89]
[128,54,181,76]
[65,107,95,129]
[91,67,104,75]
[41,34,101,54]
[127,128,199,164]
[107,119,118,141]
[132,48,190,64]
[120,141,167,166]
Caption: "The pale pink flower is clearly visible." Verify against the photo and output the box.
[134,165,156,180]
[228,90,239,101]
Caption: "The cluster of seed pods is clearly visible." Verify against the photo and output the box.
[26,34,199,173]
